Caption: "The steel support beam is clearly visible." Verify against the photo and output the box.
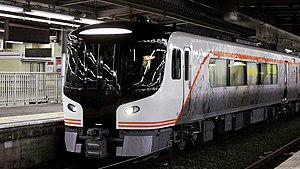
[57,0,95,7]
[98,0,255,37]
[96,7,144,18]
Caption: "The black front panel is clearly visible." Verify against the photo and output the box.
[64,87,120,131]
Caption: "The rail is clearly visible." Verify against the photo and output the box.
[0,72,61,106]
[99,145,172,169]
[245,136,300,169]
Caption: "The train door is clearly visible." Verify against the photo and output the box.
[171,48,184,112]
[292,59,298,97]
[284,60,288,100]
[183,47,191,111]
[292,59,299,97]
[298,63,300,98]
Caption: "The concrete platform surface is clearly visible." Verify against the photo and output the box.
[275,150,300,169]
[0,103,63,117]
[0,103,63,129]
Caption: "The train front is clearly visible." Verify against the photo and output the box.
[63,22,173,158]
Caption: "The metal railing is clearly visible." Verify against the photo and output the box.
[0,72,61,106]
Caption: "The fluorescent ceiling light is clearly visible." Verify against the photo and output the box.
[285,49,293,53]
[25,17,79,27]
[6,41,23,44]
[0,13,79,27]
[49,20,79,27]
[0,29,4,32]
[27,10,74,21]
[0,4,23,13]
[0,13,23,20]
[79,28,132,35]
[232,62,246,66]
[74,18,103,25]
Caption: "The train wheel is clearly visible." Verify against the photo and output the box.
[274,112,279,120]
[152,152,160,159]
[178,139,186,150]
[191,133,199,145]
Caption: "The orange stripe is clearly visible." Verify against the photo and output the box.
[175,51,212,123]
[212,51,291,64]
[118,52,211,127]
[64,118,81,122]
[64,121,81,125]
[119,119,176,125]
[119,122,175,128]
[175,50,299,124]
[118,50,298,127]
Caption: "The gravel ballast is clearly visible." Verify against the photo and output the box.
[151,114,300,169]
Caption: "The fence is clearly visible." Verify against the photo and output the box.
[0,72,62,107]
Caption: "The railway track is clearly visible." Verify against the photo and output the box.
[245,136,300,169]
[98,115,300,169]
[97,146,172,169]
[36,114,300,169]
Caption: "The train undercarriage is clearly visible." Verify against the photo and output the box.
[65,100,300,159]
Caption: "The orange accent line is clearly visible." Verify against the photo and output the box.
[175,50,296,124]
[64,121,81,125]
[64,118,81,122]
[212,51,290,64]
[118,50,298,127]
[119,119,176,125]
[175,51,212,123]
[119,121,176,128]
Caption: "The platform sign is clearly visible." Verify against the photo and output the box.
[56,59,62,74]
[46,61,54,72]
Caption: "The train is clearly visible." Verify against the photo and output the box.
[63,21,300,158]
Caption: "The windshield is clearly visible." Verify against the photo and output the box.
[65,35,167,97]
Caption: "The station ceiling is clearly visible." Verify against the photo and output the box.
[0,0,300,51]
[238,0,300,37]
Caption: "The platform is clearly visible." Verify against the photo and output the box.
[0,103,63,129]
[275,150,300,168]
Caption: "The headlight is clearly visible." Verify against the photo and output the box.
[67,103,77,112]
[124,106,140,115]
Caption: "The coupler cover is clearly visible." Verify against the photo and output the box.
[85,140,108,158]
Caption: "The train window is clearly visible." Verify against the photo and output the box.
[172,49,181,79]
[184,51,189,81]
[293,59,298,84]
[270,64,278,84]
[260,63,270,84]
[247,62,258,85]
[229,60,247,86]
[209,58,227,87]
[258,63,277,84]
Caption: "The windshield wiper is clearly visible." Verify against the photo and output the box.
[134,50,156,86]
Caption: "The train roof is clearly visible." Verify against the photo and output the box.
[170,31,299,59]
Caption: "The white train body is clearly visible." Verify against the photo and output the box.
[63,22,300,158]
[117,31,299,127]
